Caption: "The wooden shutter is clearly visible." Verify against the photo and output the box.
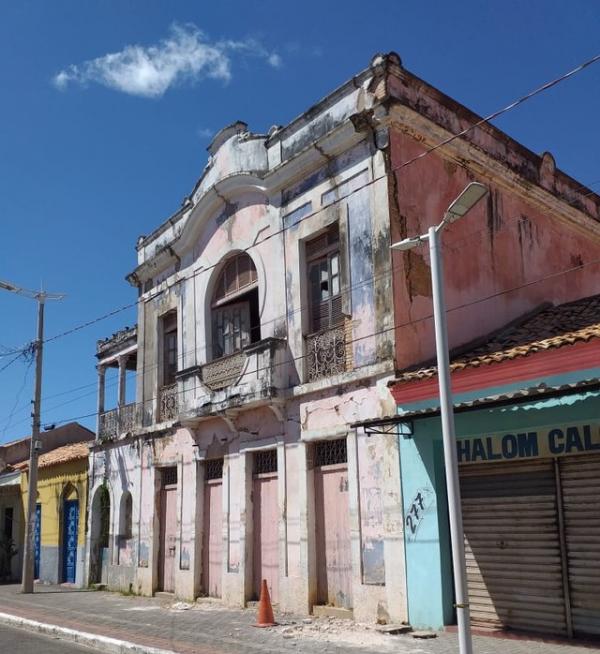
[213,301,250,357]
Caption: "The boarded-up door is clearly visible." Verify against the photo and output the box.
[202,459,223,598]
[560,454,600,637]
[314,438,352,609]
[460,460,566,635]
[253,450,278,603]
[159,467,178,592]
[62,500,79,584]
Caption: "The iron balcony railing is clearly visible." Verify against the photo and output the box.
[98,402,140,440]
[305,324,347,382]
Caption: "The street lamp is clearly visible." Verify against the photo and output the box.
[391,182,488,654]
[0,279,64,593]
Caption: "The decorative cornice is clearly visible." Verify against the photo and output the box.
[387,103,600,240]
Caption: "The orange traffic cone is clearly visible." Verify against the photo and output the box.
[254,579,277,627]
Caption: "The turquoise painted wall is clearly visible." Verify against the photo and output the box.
[399,387,600,629]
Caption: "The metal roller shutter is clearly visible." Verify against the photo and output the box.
[560,454,600,636]
[460,460,567,635]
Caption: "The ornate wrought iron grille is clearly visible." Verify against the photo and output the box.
[119,402,138,433]
[98,408,118,440]
[161,466,178,487]
[314,438,347,467]
[205,458,224,480]
[305,325,346,382]
[159,382,179,421]
[254,450,277,475]
[201,351,245,391]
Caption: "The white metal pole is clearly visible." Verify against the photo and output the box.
[428,225,473,654]
[21,295,45,593]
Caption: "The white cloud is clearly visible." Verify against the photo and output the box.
[197,127,213,139]
[53,24,282,98]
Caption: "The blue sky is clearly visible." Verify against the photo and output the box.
[0,1,599,442]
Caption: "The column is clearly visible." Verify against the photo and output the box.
[117,355,128,407]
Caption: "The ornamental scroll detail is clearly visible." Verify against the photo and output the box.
[159,382,179,422]
[305,325,346,383]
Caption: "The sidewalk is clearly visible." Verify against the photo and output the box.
[0,584,596,654]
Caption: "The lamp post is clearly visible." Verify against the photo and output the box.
[0,279,64,593]
[391,182,488,654]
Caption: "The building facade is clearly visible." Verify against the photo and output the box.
[390,295,600,639]
[18,439,93,586]
[0,422,93,583]
[88,52,600,626]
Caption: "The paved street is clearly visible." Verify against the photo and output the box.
[2,622,98,654]
[0,584,597,654]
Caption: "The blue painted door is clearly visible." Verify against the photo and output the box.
[34,504,41,579]
[62,500,79,583]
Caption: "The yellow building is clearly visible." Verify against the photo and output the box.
[18,442,90,586]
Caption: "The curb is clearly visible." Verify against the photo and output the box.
[0,611,178,654]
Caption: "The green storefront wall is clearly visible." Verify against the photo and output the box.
[398,385,600,629]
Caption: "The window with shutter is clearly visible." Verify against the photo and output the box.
[211,253,260,360]
[306,225,343,334]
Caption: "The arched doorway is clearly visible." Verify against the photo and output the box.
[61,484,79,584]
[89,484,111,584]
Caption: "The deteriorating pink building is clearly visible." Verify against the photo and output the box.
[86,53,600,626]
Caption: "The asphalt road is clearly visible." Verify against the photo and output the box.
[0,623,101,653]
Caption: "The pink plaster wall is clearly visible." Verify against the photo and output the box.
[389,129,600,370]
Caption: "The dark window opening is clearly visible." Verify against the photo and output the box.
[253,450,278,475]
[3,507,14,540]
[161,466,178,487]
[211,254,260,359]
[205,458,224,481]
[162,312,178,386]
[314,438,347,467]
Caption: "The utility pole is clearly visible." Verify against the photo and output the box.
[0,280,64,593]
[391,183,488,654]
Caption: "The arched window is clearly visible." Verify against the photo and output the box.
[211,253,260,358]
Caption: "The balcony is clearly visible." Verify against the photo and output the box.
[98,402,140,440]
[201,351,246,391]
[305,325,347,383]
[178,337,287,419]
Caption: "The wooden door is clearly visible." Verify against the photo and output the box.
[62,500,79,583]
[202,477,223,598]
[159,476,177,592]
[315,463,352,608]
[253,471,279,603]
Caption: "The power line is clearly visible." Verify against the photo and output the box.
[38,51,600,349]
[0,218,522,426]
[1,358,34,439]
[4,51,598,430]
[43,249,600,430]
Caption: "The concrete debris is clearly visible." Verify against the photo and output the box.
[375,623,412,635]
[170,601,193,611]
[274,616,401,650]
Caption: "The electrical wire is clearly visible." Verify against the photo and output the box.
[39,51,600,348]
[42,249,600,430]
[4,51,600,429]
